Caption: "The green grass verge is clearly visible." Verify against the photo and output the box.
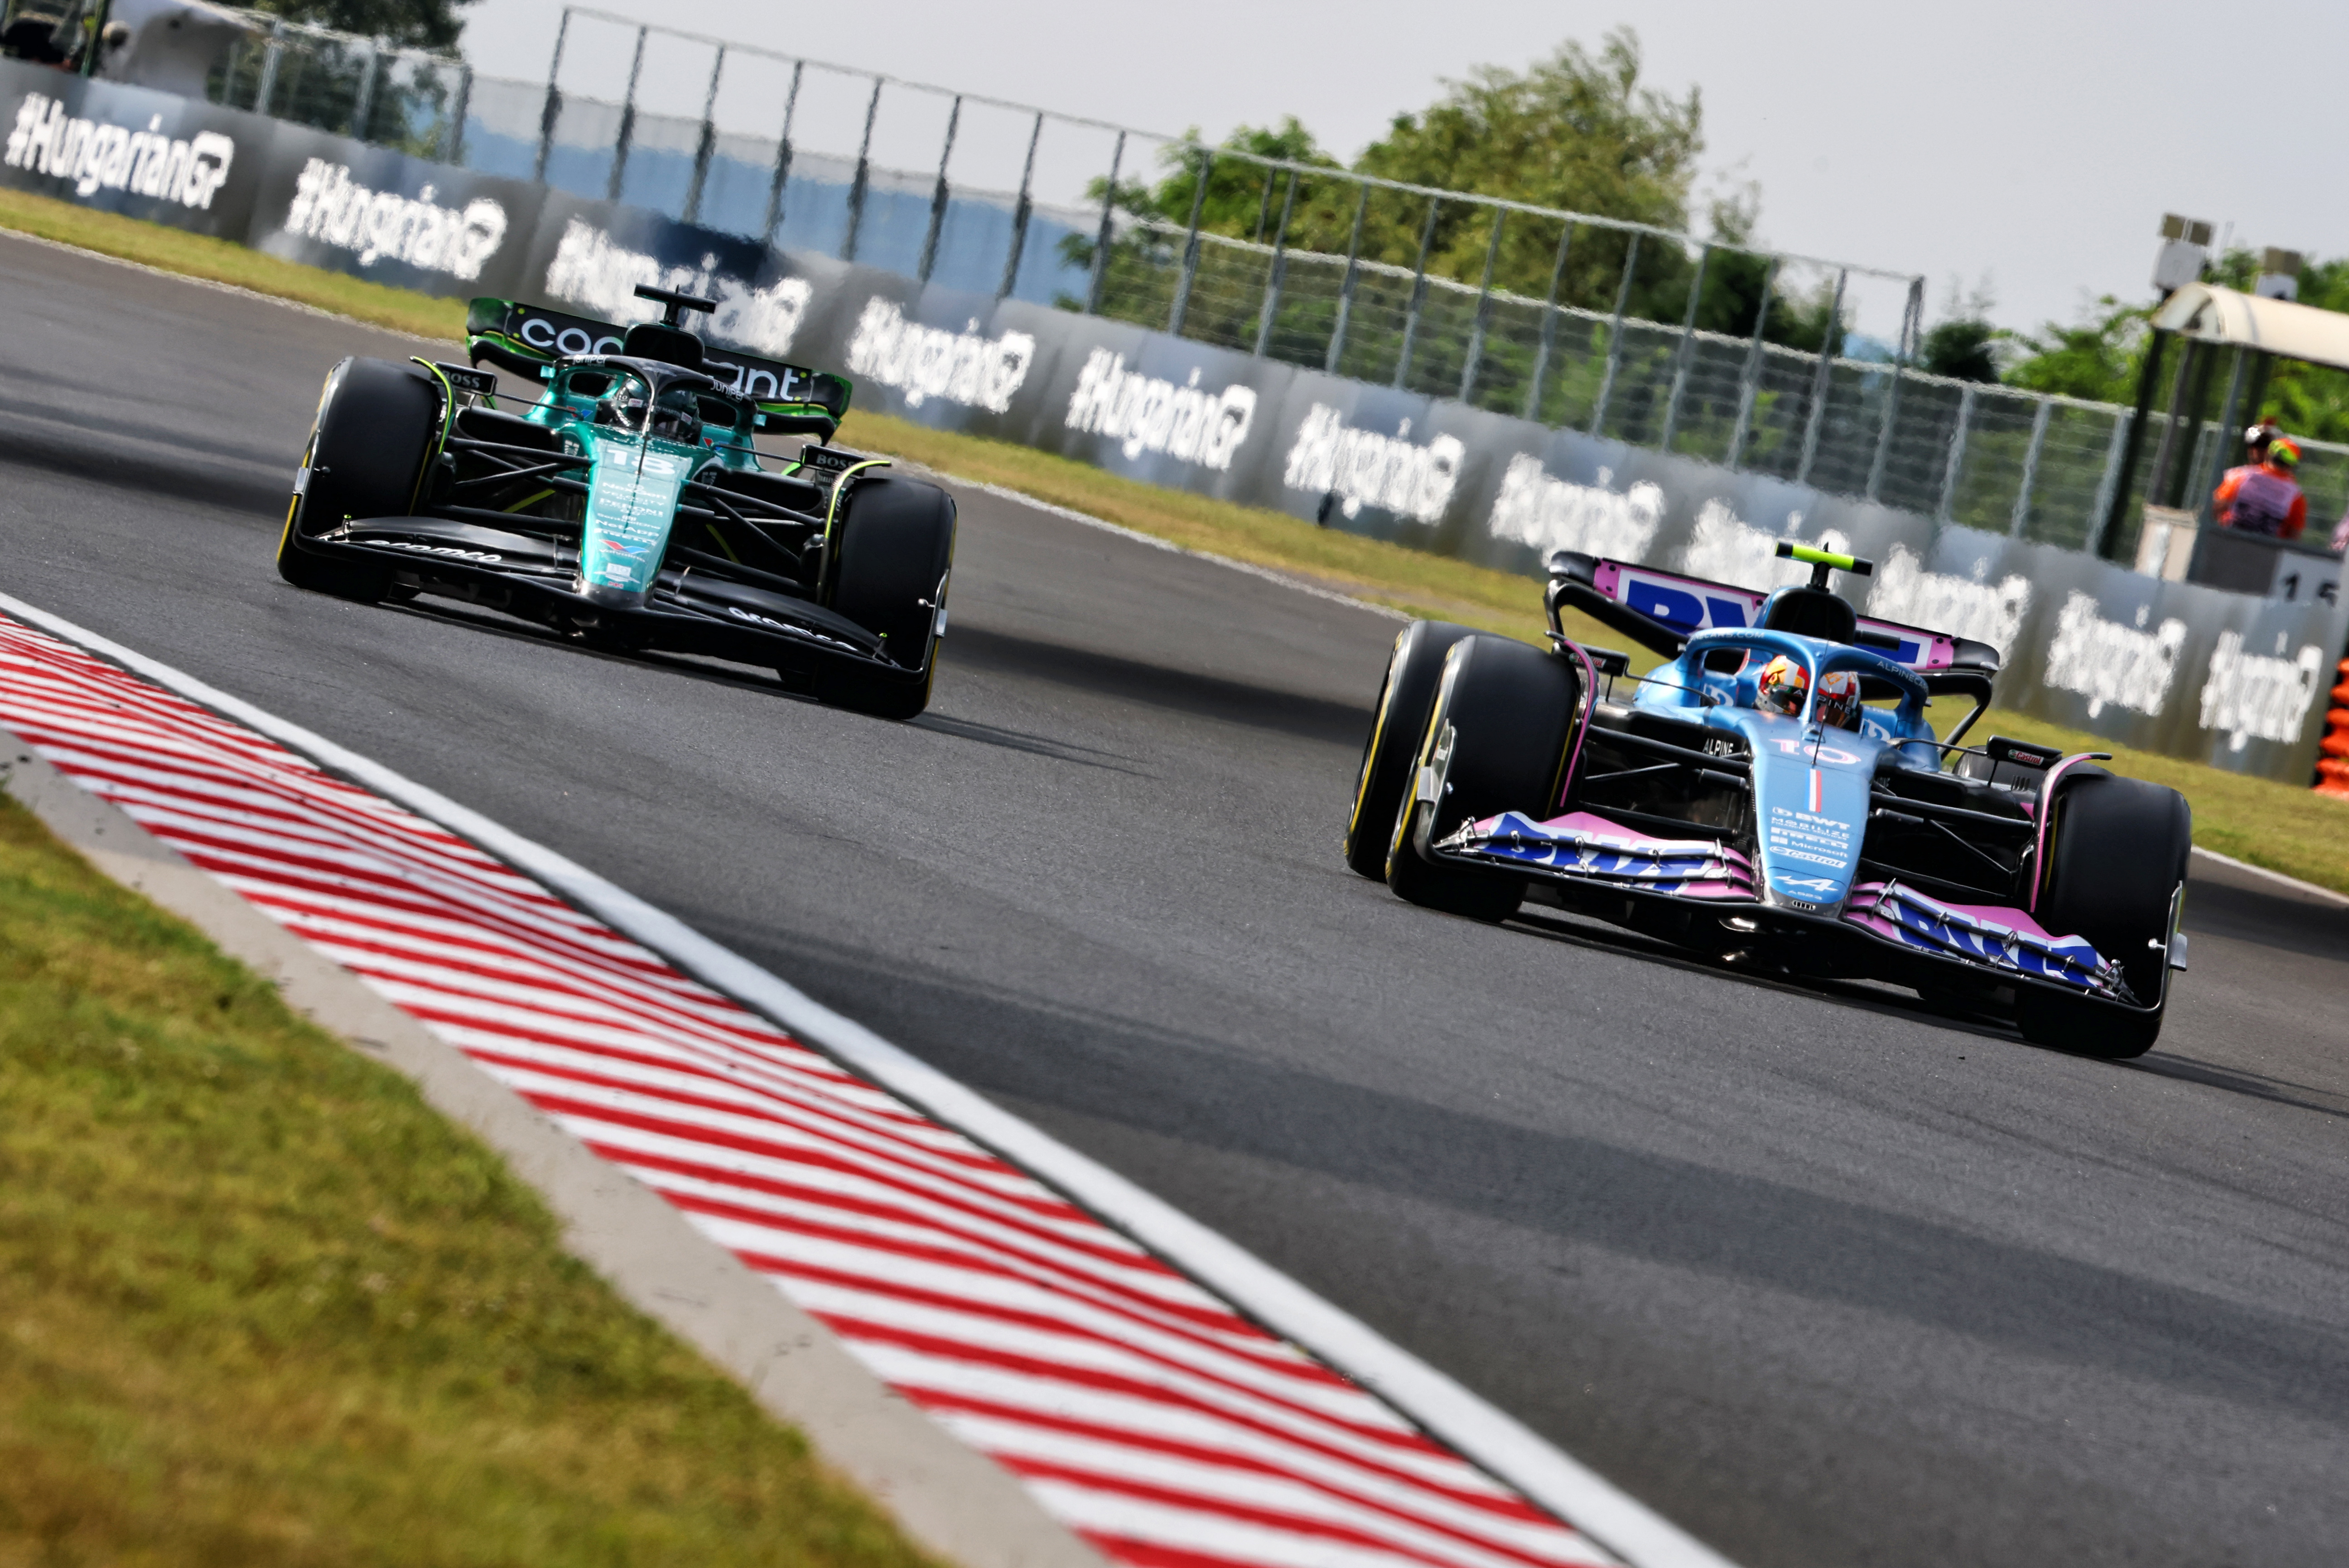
[835,410,1587,644]
[0,186,465,340]
[3,199,2341,894]
[1961,708,2349,895]
[0,791,938,1568]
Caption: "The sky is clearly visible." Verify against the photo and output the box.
[458,0,2349,348]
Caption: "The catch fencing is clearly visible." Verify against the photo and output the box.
[193,7,2349,560]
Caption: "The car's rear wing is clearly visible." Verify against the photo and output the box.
[1545,550,1998,674]
[463,298,852,435]
[1545,550,1999,745]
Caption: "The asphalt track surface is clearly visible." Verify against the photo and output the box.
[5,231,2346,1568]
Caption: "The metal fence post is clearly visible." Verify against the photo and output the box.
[348,44,379,141]
[1325,183,1370,375]
[1794,267,1848,486]
[1866,279,1923,502]
[840,76,883,262]
[1522,220,1572,422]
[1866,365,1904,501]
[2198,346,2249,522]
[1083,130,1124,317]
[2085,409,2133,555]
[1658,242,1712,452]
[1589,231,1641,437]
[997,112,1042,299]
[1726,256,1778,470]
[762,62,802,240]
[2009,396,2053,536]
[1392,196,1442,390]
[605,25,647,203]
[1166,147,1213,338]
[532,9,569,184]
[254,18,286,118]
[1252,172,1274,243]
[682,46,725,226]
[917,95,961,284]
[441,63,472,164]
[1253,169,1297,357]
[1458,207,1505,405]
[2144,339,2200,508]
[1937,381,1978,521]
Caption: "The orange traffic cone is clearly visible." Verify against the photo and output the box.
[2315,660,2349,798]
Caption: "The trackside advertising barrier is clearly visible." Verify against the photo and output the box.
[4,58,2343,784]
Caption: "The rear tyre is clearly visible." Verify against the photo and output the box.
[278,357,439,603]
[2013,768,2191,1059]
[1345,620,1478,878]
[820,475,956,720]
[1386,635,1580,923]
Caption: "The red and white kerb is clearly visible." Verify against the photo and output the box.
[0,615,1622,1568]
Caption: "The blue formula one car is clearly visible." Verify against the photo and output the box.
[1347,544,2192,1058]
[275,285,953,719]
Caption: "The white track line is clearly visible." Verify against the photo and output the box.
[2188,845,2349,907]
[0,593,1738,1568]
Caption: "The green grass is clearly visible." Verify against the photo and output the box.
[834,410,1585,644]
[0,791,938,1568]
[2,197,2341,894]
[0,187,464,340]
[1963,708,2349,894]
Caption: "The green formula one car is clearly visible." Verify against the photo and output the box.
[275,284,955,720]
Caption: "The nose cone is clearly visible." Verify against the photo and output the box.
[1730,711,1880,916]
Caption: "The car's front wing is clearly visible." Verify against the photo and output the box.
[1433,807,2137,1003]
[290,517,918,682]
[1440,810,1756,900]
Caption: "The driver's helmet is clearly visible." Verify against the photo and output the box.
[1815,669,1863,731]
[649,384,703,444]
[598,378,651,429]
[1755,654,1809,717]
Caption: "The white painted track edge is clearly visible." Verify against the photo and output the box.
[0,589,1740,1568]
[2189,844,2349,907]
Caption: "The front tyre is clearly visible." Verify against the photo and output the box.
[1386,635,1580,923]
[1345,620,1479,878]
[277,357,439,603]
[2013,768,2191,1059]
[820,475,956,720]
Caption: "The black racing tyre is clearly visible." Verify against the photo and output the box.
[2013,768,2192,1059]
[1345,620,1479,878]
[1386,634,1580,923]
[827,475,956,666]
[277,357,439,602]
[819,475,955,719]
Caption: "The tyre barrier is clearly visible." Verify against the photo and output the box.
[2314,659,2349,798]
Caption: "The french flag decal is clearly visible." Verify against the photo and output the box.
[1809,767,1824,813]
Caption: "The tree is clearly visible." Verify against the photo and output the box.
[1341,29,1702,299]
[1912,280,2002,382]
[1354,31,1699,229]
[2002,296,2146,401]
[1920,319,2000,382]
[1999,253,2349,443]
[1066,30,1717,319]
[218,0,471,50]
